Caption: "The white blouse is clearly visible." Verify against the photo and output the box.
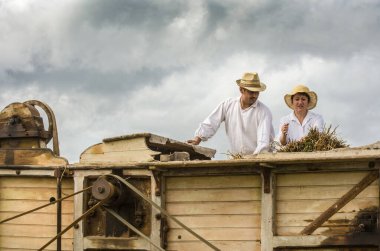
[195,97,274,155]
[277,111,324,143]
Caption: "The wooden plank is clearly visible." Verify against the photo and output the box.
[166,201,261,215]
[277,198,378,214]
[273,234,379,247]
[166,175,261,189]
[277,185,378,200]
[261,169,275,251]
[167,240,260,251]
[277,212,365,227]
[80,137,161,163]
[80,150,157,163]
[167,228,261,241]
[301,170,379,235]
[166,187,261,202]
[277,226,352,236]
[166,175,261,250]
[168,215,260,228]
[0,212,73,225]
[83,236,149,250]
[277,171,379,187]
[0,236,73,250]
[73,176,84,251]
[0,223,73,237]
[273,235,329,247]
[0,200,74,214]
[0,149,68,166]
[0,176,73,189]
[0,187,73,200]
[276,248,378,251]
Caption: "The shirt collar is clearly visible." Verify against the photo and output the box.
[290,111,313,124]
[238,96,258,110]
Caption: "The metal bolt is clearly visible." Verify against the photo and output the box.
[97,186,105,193]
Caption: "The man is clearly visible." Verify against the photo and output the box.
[187,72,274,155]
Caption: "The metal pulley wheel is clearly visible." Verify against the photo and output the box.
[92,176,121,204]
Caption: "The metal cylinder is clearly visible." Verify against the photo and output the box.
[91,176,120,203]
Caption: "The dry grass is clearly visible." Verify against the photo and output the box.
[226,151,244,159]
[278,125,349,152]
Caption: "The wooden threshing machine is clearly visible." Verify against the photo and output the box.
[0,100,379,251]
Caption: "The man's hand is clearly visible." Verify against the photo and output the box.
[187,136,201,145]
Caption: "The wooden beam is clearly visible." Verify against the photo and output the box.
[73,176,85,251]
[273,234,379,247]
[261,169,276,251]
[301,170,379,235]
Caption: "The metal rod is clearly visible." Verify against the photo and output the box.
[38,200,104,251]
[104,207,166,251]
[106,174,220,251]
[0,186,92,224]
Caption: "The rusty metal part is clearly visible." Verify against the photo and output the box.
[0,186,92,224]
[105,174,221,251]
[91,176,120,203]
[38,200,104,251]
[103,207,165,251]
[0,100,60,156]
[0,102,48,140]
[24,100,60,156]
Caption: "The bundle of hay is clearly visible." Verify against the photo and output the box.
[279,125,349,152]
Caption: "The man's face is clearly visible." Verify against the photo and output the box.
[240,88,260,106]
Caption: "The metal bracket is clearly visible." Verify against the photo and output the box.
[151,169,161,196]
[263,168,271,194]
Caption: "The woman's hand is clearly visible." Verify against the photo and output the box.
[279,123,289,146]
[281,123,289,135]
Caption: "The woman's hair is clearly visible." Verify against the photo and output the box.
[291,92,310,102]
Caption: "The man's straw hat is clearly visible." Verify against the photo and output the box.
[236,72,266,92]
[284,85,318,110]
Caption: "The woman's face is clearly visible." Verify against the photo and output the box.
[292,93,309,113]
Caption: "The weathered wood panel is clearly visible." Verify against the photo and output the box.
[80,137,160,163]
[0,236,73,250]
[166,175,261,251]
[0,176,74,251]
[277,248,377,251]
[276,171,379,236]
[167,240,260,251]
[0,223,73,237]
[0,149,68,166]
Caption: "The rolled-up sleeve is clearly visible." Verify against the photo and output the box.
[195,101,225,141]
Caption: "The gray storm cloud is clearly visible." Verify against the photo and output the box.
[1,0,380,162]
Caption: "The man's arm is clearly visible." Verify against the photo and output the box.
[187,100,227,145]
[254,109,274,154]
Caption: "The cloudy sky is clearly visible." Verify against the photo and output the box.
[1,0,380,162]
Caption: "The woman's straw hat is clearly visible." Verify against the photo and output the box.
[236,72,266,92]
[284,85,318,110]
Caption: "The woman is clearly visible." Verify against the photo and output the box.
[278,85,324,145]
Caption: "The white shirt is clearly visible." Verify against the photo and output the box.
[277,111,324,143]
[195,97,274,155]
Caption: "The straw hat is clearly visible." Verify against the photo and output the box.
[284,85,318,110]
[236,72,266,92]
